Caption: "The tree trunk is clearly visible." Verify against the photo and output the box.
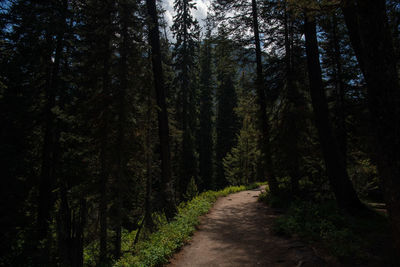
[113,4,129,259]
[303,12,363,212]
[146,0,177,220]
[57,184,85,267]
[284,4,301,195]
[98,33,111,267]
[330,14,347,169]
[251,0,278,193]
[57,182,72,267]
[144,92,155,231]
[37,2,67,261]
[99,154,108,264]
[198,32,214,191]
[75,199,86,267]
[37,33,58,246]
[341,0,400,255]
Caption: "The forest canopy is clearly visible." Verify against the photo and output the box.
[0,0,399,266]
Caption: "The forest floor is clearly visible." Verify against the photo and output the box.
[167,186,339,267]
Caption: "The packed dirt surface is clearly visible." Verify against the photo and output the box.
[168,187,336,267]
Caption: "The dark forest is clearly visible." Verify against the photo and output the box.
[0,0,399,266]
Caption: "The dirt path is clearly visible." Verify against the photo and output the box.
[168,187,334,267]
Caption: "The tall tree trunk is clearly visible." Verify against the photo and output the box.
[113,4,129,259]
[74,198,86,267]
[178,0,197,198]
[37,1,67,260]
[341,0,400,254]
[98,34,111,267]
[144,90,155,231]
[146,0,177,220]
[37,33,58,248]
[331,14,347,169]
[97,1,114,263]
[57,185,85,267]
[303,12,363,212]
[198,32,214,191]
[57,182,72,267]
[251,0,278,193]
[284,4,301,195]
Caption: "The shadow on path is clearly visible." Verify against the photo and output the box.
[168,188,334,267]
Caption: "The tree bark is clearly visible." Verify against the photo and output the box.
[57,182,71,267]
[303,12,363,212]
[330,14,347,169]
[284,4,301,195]
[251,0,278,193]
[57,184,85,267]
[341,0,400,254]
[98,30,111,267]
[198,31,214,191]
[37,32,59,244]
[75,199,86,267]
[144,91,155,231]
[37,2,67,261]
[113,3,130,259]
[146,0,177,220]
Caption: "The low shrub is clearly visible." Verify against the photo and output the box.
[257,186,291,209]
[271,201,389,263]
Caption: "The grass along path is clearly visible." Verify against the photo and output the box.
[114,184,264,267]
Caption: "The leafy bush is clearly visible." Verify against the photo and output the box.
[257,185,292,209]
[184,177,198,200]
[114,183,264,267]
[271,201,389,262]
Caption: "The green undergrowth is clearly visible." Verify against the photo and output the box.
[269,200,392,265]
[114,182,265,267]
[258,190,291,209]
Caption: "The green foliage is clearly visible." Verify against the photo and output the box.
[349,157,380,201]
[198,26,215,191]
[184,176,198,200]
[172,0,201,195]
[257,190,269,203]
[1,0,395,265]
[214,26,239,189]
[114,184,261,267]
[223,73,261,186]
[271,201,389,262]
[257,186,291,209]
[223,132,260,186]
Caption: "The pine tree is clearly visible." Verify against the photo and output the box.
[0,0,65,264]
[215,27,239,189]
[198,23,214,191]
[223,72,260,186]
[171,0,200,197]
[212,0,278,192]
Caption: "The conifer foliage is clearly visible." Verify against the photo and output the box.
[0,0,399,265]
[171,0,200,198]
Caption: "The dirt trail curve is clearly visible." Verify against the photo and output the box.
[168,187,335,267]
